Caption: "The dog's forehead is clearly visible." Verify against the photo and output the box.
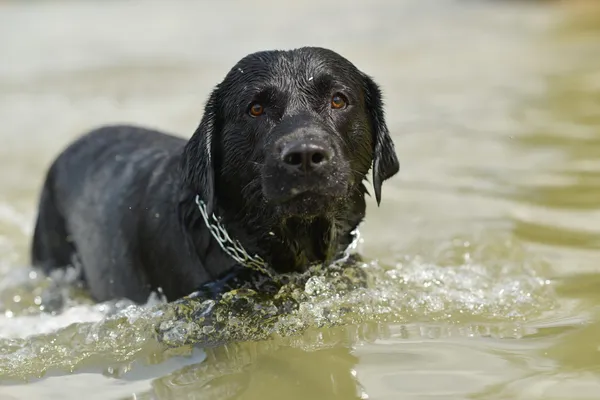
[227,48,361,87]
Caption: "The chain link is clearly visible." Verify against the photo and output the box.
[195,195,360,275]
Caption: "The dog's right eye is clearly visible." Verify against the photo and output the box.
[249,103,264,117]
[331,93,348,110]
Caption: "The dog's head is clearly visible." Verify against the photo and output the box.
[182,47,399,266]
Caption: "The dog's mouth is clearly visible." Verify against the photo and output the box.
[261,161,352,215]
[270,188,345,218]
[281,189,333,204]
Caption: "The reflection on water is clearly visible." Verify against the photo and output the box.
[151,342,365,400]
[1,0,600,399]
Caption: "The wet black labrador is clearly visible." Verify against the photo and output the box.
[31,47,400,304]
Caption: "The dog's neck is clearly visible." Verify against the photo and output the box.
[195,185,367,274]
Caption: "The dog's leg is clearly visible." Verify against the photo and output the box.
[31,171,76,274]
[186,265,280,301]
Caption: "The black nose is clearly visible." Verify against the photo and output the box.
[281,142,332,172]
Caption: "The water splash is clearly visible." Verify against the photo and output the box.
[0,234,556,382]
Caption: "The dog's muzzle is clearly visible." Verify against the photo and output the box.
[262,117,349,205]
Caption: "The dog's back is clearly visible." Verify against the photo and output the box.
[31,125,193,302]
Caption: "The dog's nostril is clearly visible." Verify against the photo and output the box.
[311,152,325,165]
[283,152,303,166]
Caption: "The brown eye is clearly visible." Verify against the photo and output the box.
[331,94,347,109]
[249,103,264,117]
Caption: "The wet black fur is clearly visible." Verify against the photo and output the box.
[31,47,400,303]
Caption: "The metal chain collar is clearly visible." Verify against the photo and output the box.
[195,195,361,277]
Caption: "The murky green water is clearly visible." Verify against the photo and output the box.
[1,0,600,398]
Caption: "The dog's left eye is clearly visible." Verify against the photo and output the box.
[331,93,347,109]
[249,103,264,117]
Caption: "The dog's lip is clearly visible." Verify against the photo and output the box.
[275,188,339,205]
[289,187,308,197]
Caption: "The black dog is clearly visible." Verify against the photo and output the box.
[30,47,399,304]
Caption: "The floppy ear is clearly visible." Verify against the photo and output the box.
[181,89,219,215]
[363,74,400,206]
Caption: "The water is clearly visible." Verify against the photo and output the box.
[1,0,600,398]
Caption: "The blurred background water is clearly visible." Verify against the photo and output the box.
[1,0,600,398]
